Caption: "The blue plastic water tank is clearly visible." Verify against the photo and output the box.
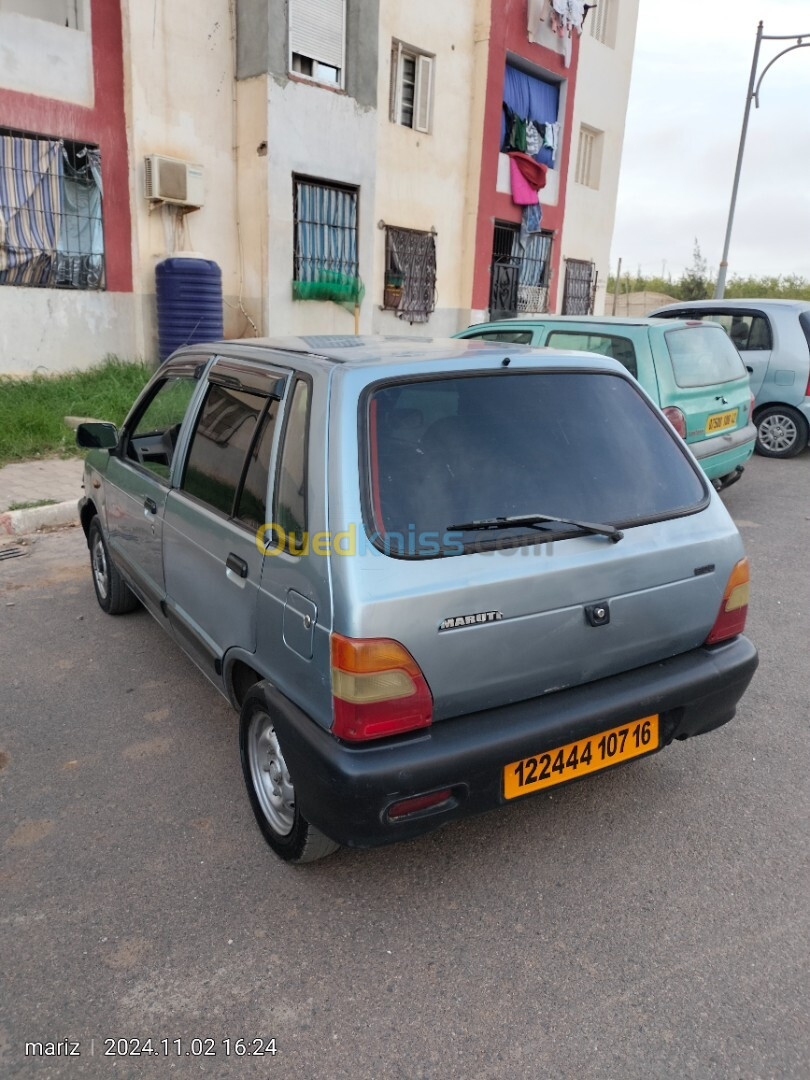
[155,256,224,361]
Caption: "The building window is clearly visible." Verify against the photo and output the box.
[490,222,553,318]
[575,124,603,189]
[383,226,436,323]
[589,0,617,48]
[292,177,362,305]
[288,0,345,88]
[501,64,561,169]
[390,42,434,132]
[0,0,83,30]
[0,129,104,290]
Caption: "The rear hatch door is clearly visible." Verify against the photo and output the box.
[653,324,752,446]
[355,364,738,721]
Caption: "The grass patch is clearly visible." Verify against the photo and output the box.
[7,499,57,511]
[0,357,152,467]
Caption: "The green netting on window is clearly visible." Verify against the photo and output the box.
[293,270,365,311]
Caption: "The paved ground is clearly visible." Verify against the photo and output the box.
[0,458,83,512]
[1,454,808,1079]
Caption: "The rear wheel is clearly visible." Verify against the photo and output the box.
[754,405,809,458]
[239,683,339,864]
[88,518,139,615]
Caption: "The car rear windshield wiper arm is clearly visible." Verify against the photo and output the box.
[447,513,624,543]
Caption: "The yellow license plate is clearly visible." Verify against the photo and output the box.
[503,715,659,800]
[705,409,738,434]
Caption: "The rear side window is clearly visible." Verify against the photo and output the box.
[666,326,747,388]
[366,372,706,557]
[465,330,534,344]
[545,331,637,377]
[274,380,310,548]
[182,384,265,516]
[235,402,279,529]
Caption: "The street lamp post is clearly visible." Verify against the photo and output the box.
[715,21,810,299]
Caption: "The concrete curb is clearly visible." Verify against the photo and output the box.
[0,500,79,537]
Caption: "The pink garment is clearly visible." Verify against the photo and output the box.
[509,156,539,206]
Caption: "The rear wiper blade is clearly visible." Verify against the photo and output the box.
[447,513,624,543]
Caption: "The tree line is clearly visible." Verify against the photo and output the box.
[608,242,810,301]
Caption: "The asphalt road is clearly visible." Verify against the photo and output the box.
[1,453,808,1080]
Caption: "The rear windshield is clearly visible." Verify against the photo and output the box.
[666,326,747,387]
[365,371,706,557]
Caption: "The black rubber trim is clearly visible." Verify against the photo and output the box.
[268,636,758,849]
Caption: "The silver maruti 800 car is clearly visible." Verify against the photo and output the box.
[77,337,758,863]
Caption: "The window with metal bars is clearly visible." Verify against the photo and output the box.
[575,125,603,189]
[292,176,361,304]
[0,128,104,290]
[589,0,616,48]
[383,225,436,323]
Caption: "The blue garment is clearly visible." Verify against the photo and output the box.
[519,202,543,251]
[501,65,560,168]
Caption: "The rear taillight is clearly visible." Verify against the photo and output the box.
[663,406,687,439]
[330,633,433,741]
[749,392,755,417]
[705,558,750,645]
[805,373,810,398]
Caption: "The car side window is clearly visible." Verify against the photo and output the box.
[689,312,772,352]
[235,401,279,530]
[545,331,638,378]
[126,376,197,481]
[274,380,310,549]
[181,384,266,517]
[466,330,534,344]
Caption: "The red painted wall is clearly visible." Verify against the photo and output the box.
[0,0,132,292]
[472,0,581,314]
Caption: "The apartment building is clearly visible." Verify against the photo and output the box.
[0,1,638,372]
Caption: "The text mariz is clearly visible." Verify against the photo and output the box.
[439,611,503,631]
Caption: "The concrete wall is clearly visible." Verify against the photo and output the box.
[560,1,640,314]
[0,290,139,375]
[122,0,243,360]
[0,1,92,105]
[372,1,478,337]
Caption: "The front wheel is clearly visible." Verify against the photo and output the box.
[239,683,339,864]
[754,405,809,458]
[87,518,139,614]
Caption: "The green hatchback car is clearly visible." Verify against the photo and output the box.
[456,316,756,489]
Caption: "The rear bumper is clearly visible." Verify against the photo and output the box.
[271,636,758,849]
[690,422,756,479]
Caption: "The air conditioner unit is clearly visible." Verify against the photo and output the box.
[144,155,205,209]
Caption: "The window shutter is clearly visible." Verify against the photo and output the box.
[390,42,402,123]
[289,0,345,71]
[413,54,433,133]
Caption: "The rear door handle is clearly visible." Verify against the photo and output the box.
[226,553,248,579]
[144,497,157,515]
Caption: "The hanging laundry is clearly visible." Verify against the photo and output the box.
[508,151,548,208]
[548,0,587,67]
[526,120,543,157]
[519,202,543,251]
[502,104,528,154]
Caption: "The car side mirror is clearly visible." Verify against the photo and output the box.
[76,421,119,450]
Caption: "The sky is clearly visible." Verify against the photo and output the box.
[610,0,810,283]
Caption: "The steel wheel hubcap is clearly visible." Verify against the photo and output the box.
[248,711,296,836]
[759,413,797,451]
[92,536,109,600]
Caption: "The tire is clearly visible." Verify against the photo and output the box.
[239,683,339,864]
[87,518,139,615]
[754,405,809,458]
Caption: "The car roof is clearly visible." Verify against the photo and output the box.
[462,316,696,329]
[651,298,810,312]
[174,334,610,370]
